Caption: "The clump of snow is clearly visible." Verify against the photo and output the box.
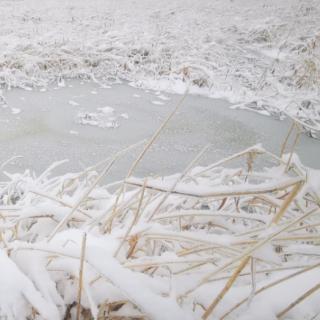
[158,94,170,101]
[68,100,79,106]
[152,100,165,106]
[76,106,128,128]
[11,107,21,114]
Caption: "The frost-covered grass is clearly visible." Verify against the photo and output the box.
[0,0,319,136]
[0,123,320,319]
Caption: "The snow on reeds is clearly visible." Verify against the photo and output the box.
[0,102,319,319]
[0,0,319,136]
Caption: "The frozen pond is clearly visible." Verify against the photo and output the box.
[0,81,319,181]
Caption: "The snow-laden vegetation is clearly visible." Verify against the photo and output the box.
[0,0,319,135]
[0,121,319,319]
[0,1,320,318]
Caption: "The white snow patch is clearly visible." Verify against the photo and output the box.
[68,100,79,106]
[152,100,165,106]
[11,108,21,114]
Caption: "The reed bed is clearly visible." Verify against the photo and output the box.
[0,109,319,319]
[0,0,320,135]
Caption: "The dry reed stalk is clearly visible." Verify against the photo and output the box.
[247,152,256,172]
[127,176,303,199]
[173,249,241,279]
[138,233,293,270]
[147,144,210,221]
[102,185,126,234]
[30,190,92,218]
[202,256,250,319]
[16,214,61,223]
[262,148,304,179]
[208,265,312,283]
[285,123,302,172]
[83,139,145,174]
[153,210,268,223]
[77,233,87,320]
[125,257,218,269]
[185,207,319,296]
[280,121,296,157]
[103,92,187,233]
[274,235,320,241]
[47,139,145,241]
[194,145,265,177]
[174,261,217,276]
[220,262,320,319]
[288,221,320,232]
[47,157,117,241]
[141,232,240,249]
[248,257,256,306]
[235,220,286,238]
[47,140,145,240]
[177,245,240,258]
[277,283,320,319]
[126,92,187,180]
[271,181,303,224]
[87,188,141,231]
[114,179,147,258]
[253,194,281,208]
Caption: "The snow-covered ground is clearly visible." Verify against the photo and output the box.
[0,0,319,135]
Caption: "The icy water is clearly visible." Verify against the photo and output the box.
[0,81,319,181]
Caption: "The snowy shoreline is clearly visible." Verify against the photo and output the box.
[0,0,319,135]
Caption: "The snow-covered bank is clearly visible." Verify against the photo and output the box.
[0,143,319,319]
[0,0,319,135]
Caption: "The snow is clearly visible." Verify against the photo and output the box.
[11,107,21,114]
[152,100,165,106]
[0,145,318,319]
[76,106,129,129]
[126,175,303,198]
[0,0,319,135]
[0,0,319,318]
[0,249,60,320]
[68,100,79,106]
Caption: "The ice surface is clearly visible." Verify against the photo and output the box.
[0,81,319,182]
